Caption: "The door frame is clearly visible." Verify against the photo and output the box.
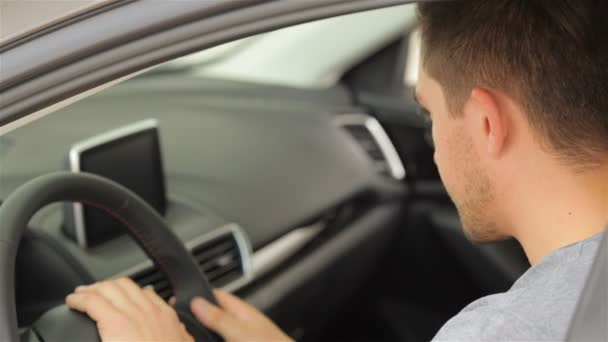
[0,0,422,129]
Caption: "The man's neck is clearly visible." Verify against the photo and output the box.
[507,164,608,265]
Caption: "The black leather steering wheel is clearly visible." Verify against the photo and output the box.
[0,172,221,342]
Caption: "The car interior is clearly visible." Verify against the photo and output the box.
[2,3,542,341]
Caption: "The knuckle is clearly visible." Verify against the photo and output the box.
[86,294,106,307]
[103,279,120,289]
[165,311,180,324]
[204,308,224,327]
[168,307,180,320]
[149,302,165,318]
[159,302,178,318]
[114,277,128,286]
[143,287,157,297]
[116,276,136,287]
[84,283,100,293]
[101,314,132,331]
[78,292,95,303]
[98,279,111,287]
[93,280,112,293]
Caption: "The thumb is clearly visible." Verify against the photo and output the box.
[191,297,241,340]
[214,289,261,321]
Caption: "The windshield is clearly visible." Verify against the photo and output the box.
[146,5,415,88]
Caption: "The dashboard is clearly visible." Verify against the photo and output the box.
[3,76,408,333]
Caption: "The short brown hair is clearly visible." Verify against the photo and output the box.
[418,0,608,167]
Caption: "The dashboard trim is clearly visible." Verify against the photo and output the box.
[111,220,327,295]
[251,222,325,281]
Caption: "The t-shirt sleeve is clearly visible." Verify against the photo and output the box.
[431,306,546,342]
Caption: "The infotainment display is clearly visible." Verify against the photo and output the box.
[64,119,167,247]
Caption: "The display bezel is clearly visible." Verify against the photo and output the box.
[67,119,166,247]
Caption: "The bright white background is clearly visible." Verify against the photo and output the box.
[0,0,101,40]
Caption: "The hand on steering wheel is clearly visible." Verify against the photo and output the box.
[67,278,194,341]
[66,278,294,342]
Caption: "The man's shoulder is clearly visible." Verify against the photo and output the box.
[433,294,548,341]
[432,233,602,341]
[432,290,550,341]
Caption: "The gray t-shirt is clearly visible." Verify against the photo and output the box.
[432,233,603,341]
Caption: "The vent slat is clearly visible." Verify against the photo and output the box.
[212,270,242,288]
[342,123,390,177]
[194,241,236,264]
[134,270,165,287]
[207,262,241,282]
[200,250,239,273]
[192,236,234,253]
[128,231,244,301]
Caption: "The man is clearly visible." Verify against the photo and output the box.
[66,0,608,340]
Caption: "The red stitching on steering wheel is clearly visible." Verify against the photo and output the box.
[80,200,179,296]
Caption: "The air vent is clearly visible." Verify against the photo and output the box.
[131,265,173,300]
[342,125,391,176]
[335,114,405,180]
[129,225,251,300]
[192,233,244,288]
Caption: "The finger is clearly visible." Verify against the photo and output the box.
[74,284,91,293]
[66,292,124,324]
[113,277,158,311]
[214,289,260,321]
[85,280,140,316]
[190,297,241,341]
[169,296,176,306]
[143,287,171,309]
[142,288,183,329]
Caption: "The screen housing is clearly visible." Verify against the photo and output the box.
[66,119,167,248]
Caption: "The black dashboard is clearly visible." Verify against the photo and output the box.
[3,75,408,331]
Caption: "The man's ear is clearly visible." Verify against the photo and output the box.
[463,88,507,158]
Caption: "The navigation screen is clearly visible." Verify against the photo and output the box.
[76,125,167,246]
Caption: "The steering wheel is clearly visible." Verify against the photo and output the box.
[0,172,222,342]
